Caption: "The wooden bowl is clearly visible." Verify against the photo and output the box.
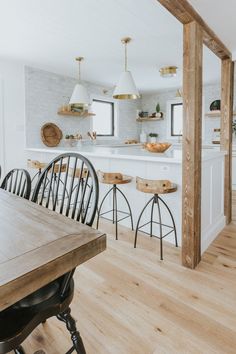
[41,123,62,147]
[144,142,172,153]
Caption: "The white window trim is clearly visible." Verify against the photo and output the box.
[90,94,118,139]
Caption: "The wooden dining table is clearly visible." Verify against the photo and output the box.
[0,189,106,311]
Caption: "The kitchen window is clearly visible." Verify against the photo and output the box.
[92,99,115,136]
[171,102,183,136]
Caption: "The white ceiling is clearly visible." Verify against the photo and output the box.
[0,0,223,93]
[189,0,236,59]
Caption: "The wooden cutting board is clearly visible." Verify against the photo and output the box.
[41,122,62,147]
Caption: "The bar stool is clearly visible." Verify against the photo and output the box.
[134,177,178,260]
[96,170,134,240]
[27,159,47,183]
[27,159,67,202]
[68,167,89,209]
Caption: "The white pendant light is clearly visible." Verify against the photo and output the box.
[113,37,140,100]
[69,57,90,108]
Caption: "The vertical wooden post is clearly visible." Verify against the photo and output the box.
[182,21,203,269]
[221,59,234,224]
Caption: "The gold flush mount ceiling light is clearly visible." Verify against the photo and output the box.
[69,57,90,108]
[113,37,140,100]
[159,66,178,78]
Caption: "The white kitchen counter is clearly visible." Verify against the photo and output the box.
[26,145,225,164]
[26,145,226,254]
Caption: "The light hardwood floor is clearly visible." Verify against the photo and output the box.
[15,219,236,354]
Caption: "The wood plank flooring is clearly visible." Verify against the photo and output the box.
[12,219,236,354]
[232,190,236,222]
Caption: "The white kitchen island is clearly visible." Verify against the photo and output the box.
[26,145,226,254]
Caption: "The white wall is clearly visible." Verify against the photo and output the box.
[0,60,26,175]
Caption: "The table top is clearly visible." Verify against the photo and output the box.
[0,189,106,311]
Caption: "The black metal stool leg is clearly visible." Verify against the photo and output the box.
[150,197,155,237]
[113,185,118,240]
[156,195,163,260]
[158,195,178,247]
[116,186,134,231]
[96,186,113,229]
[134,196,154,248]
[112,185,115,224]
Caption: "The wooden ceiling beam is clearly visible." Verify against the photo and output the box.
[158,0,231,60]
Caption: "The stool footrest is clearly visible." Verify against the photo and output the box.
[99,209,131,223]
[137,226,175,240]
[137,220,174,231]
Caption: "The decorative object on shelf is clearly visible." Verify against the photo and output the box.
[113,37,140,100]
[155,103,163,118]
[144,142,171,153]
[156,103,160,113]
[69,57,90,108]
[210,99,221,111]
[138,111,149,118]
[159,66,177,78]
[41,122,62,147]
[212,128,221,144]
[64,133,82,147]
[87,131,97,141]
[124,139,138,144]
[149,132,158,143]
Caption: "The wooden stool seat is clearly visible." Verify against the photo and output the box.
[69,167,88,179]
[97,170,134,240]
[27,159,67,173]
[97,171,132,185]
[136,177,177,195]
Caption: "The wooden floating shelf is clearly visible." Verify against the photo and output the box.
[205,110,236,117]
[136,117,163,122]
[57,110,95,117]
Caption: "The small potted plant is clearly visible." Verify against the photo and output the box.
[155,103,163,118]
[149,133,158,143]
